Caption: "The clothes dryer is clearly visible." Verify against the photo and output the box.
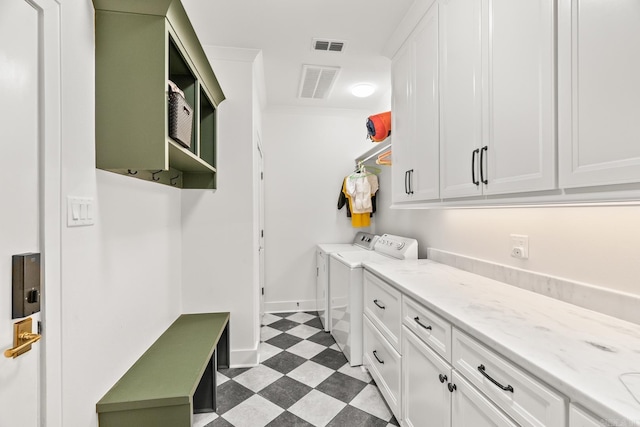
[316,232,378,332]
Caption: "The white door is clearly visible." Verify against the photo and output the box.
[411,2,440,201]
[0,0,61,426]
[390,41,414,204]
[257,138,265,321]
[402,327,451,427]
[483,0,555,195]
[558,0,640,188]
[569,405,605,427]
[439,0,483,199]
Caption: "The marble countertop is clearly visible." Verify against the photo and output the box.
[362,258,640,426]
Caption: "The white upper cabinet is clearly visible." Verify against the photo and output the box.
[439,0,483,198]
[558,0,640,188]
[391,39,414,204]
[483,0,556,195]
[391,2,440,204]
[440,0,556,198]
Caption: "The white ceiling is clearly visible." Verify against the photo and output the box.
[181,0,415,110]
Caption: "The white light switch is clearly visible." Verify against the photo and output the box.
[67,196,95,227]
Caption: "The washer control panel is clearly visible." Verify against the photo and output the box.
[374,234,418,259]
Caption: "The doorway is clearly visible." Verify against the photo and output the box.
[0,0,62,425]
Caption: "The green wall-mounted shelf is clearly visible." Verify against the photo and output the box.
[93,0,225,189]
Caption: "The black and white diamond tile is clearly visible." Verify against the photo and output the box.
[194,311,399,427]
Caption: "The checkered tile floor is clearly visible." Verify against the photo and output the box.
[193,311,399,427]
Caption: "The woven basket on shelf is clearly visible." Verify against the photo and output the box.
[168,80,193,148]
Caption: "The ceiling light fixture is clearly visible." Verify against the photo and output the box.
[351,83,376,98]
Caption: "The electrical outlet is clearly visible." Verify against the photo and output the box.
[510,234,529,259]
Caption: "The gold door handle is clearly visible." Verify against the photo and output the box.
[4,318,41,359]
[5,333,41,358]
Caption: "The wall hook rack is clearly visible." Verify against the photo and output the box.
[151,170,163,181]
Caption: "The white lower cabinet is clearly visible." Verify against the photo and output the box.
[365,273,573,427]
[401,324,519,427]
[363,314,401,420]
[402,326,451,427]
[453,330,566,427]
[364,270,402,351]
[569,405,605,427]
[451,372,519,427]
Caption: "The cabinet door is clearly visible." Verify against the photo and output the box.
[402,327,451,427]
[483,0,556,195]
[391,41,414,204]
[439,0,483,199]
[559,0,640,188]
[451,372,518,427]
[570,405,605,427]
[410,3,440,201]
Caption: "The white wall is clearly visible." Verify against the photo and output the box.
[181,48,262,366]
[58,1,183,426]
[372,166,640,297]
[262,108,376,311]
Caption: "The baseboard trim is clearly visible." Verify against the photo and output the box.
[230,346,258,368]
[264,299,317,314]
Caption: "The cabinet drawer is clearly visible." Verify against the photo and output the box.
[452,371,519,427]
[402,296,452,362]
[364,271,402,352]
[363,315,401,420]
[453,329,566,427]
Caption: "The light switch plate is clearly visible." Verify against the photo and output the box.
[67,196,95,227]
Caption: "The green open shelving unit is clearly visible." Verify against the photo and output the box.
[93,0,225,189]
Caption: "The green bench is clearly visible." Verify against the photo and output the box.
[96,312,230,427]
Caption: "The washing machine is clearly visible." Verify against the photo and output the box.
[329,234,418,366]
[316,232,378,332]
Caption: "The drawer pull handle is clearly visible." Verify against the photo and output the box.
[439,374,447,383]
[373,299,386,310]
[447,383,457,393]
[373,350,385,364]
[478,364,514,393]
[414,316,432,331]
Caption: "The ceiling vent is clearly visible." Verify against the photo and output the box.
[312,38,346,53]
[298,65,341,99]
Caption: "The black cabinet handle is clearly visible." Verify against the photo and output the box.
[447,383,457,392]
[373,299,386,310]
[478,364,514,392]
[471,149,480,185]
[414,316,432,331]
[373,350,384,364]
[480,146,488,184]
[408,169,414,194]
[404,170,409,194]
[439,374,447,383]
